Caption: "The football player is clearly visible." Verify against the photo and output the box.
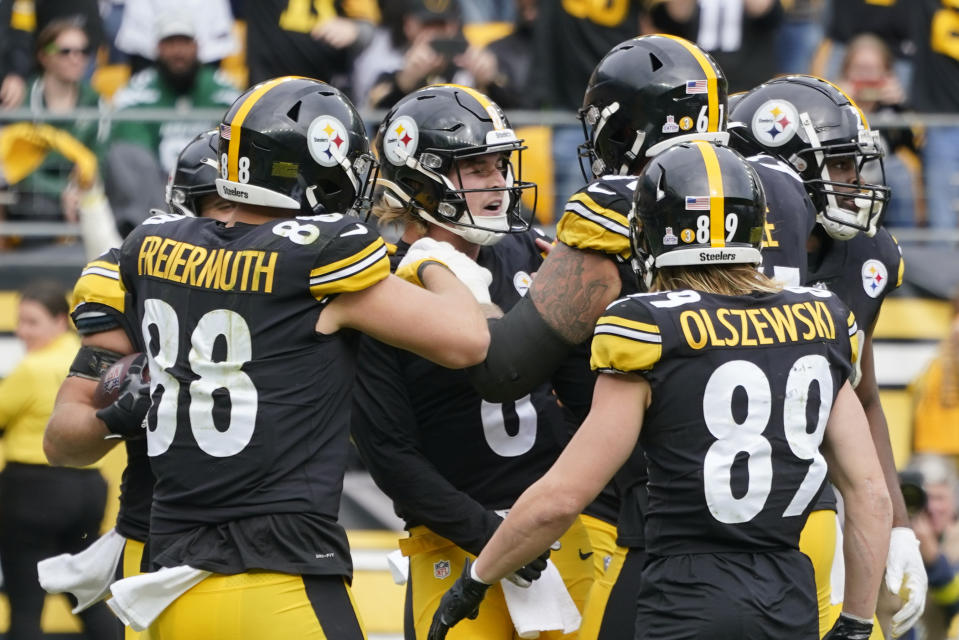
[50,76,491,639]
[466,33,729,639]
[352,84,594,640]
[429,141,892,640]
[42,129,238,640]
[730,75,924,639]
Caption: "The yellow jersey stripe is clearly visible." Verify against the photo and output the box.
[81,260,120,278]
[596,314,660,337]
[310,247,390,298]
[310,237,386,278]
[590,333,662,373]
[892,234,905,288]
[72,274,125,313]
[694,141,725,247]
[227,77,293,181]
[567,193,630,229]
[556,213,630,257]
[660,34,719,132]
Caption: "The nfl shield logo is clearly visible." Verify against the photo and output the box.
[434,560,451,579]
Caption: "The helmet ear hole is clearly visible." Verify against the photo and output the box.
[286,101,302,122]
[648,52,663,72]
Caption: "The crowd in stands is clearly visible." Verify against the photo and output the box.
[0,0,956,254]
[1,1,959,637]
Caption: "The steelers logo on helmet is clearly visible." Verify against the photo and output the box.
[383,115,419,167]
[751,99,799,148]
[307,116,351,168]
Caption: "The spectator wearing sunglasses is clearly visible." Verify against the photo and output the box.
[0,17,107,251]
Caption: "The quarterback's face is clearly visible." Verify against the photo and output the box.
[450,153,508,218]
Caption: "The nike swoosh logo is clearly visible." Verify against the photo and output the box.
[578,549,593,561]
[341,224,366,237]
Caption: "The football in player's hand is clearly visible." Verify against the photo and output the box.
[93,353,148,408]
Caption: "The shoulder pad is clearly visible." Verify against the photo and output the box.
[591,295,663,373]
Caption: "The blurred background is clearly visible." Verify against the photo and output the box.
[1,0,958,637]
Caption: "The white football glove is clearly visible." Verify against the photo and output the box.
[885,526,926,638]
[397,238,492,305]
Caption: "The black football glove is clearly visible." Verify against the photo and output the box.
[95,354,151,440]
[427,559,491,640]
[506,547,550,587]
[823,613,874,640]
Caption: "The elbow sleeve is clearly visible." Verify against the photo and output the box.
[467,296,573,402]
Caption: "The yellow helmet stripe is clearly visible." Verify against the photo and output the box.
[226,77,294,181]
[810,74,870,129]
[658,34,719,132]
[694,140,725,247]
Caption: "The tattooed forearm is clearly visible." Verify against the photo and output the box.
[529,242,621,343]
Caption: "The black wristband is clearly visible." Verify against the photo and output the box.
[824,612,873,640]
[68,345,123,381]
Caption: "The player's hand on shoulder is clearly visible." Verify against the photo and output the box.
[396,238,492,304]
[427,559,491,640]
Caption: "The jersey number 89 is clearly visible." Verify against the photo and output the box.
[703,355,832,524]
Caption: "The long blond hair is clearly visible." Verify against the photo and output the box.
[369,197,427,235]
[650,264,783,296]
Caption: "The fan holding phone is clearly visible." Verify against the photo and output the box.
[365,0,502,110]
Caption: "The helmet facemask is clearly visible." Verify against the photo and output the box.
[304,151,378,218]
[792,112,889,240]
[167,131,220,217]
[578,101,646,180]
[628,206,654,290]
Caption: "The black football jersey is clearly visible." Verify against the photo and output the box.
[533,0,646,110]
[911,0,959,113]
[555,174,642,297]
[71,249,153,543]
[806,227,903,333]
[244,0,377,86]
[556,175,635,262]
[352,231,571,553]
[747,153,818,287]
[592,288,857,554]
[117,212,390,576]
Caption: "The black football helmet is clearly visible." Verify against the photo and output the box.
[630,141,766,288]
[728,75,888,239]
[727,91,747,113]
[166,129,218,216]
[375,84,535,246]
[579,34,728,180]
[216,76,376,216]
